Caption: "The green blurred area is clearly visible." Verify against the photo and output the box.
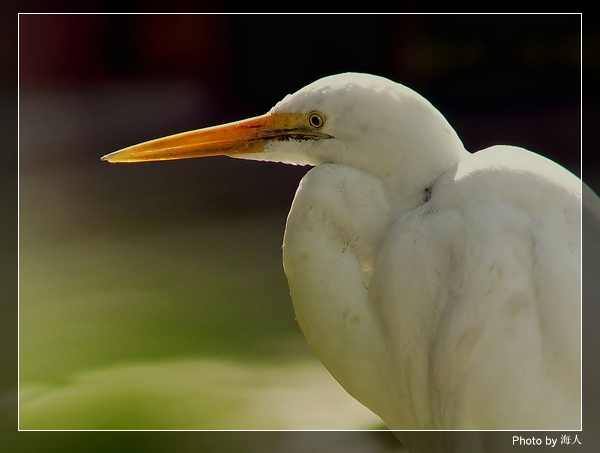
[18,156,384,431]
[20,206,299,383]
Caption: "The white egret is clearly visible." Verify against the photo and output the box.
[102,73,581,435]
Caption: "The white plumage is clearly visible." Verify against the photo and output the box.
[103,73,582,440]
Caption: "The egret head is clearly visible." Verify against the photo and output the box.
[102,73,465,192]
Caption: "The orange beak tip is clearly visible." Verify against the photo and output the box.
[100,153,121,164]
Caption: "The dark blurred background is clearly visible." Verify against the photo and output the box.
[8,12,596,453]
[17,14,587,241]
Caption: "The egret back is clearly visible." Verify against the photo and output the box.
[283,145,581,431]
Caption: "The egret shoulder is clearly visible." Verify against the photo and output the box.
[370,145,581,429]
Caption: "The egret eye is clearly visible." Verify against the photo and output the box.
[308,111,325,129]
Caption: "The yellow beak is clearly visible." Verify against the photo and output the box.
[101,112,329,163]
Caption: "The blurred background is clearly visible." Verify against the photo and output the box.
[10,11,594,452]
